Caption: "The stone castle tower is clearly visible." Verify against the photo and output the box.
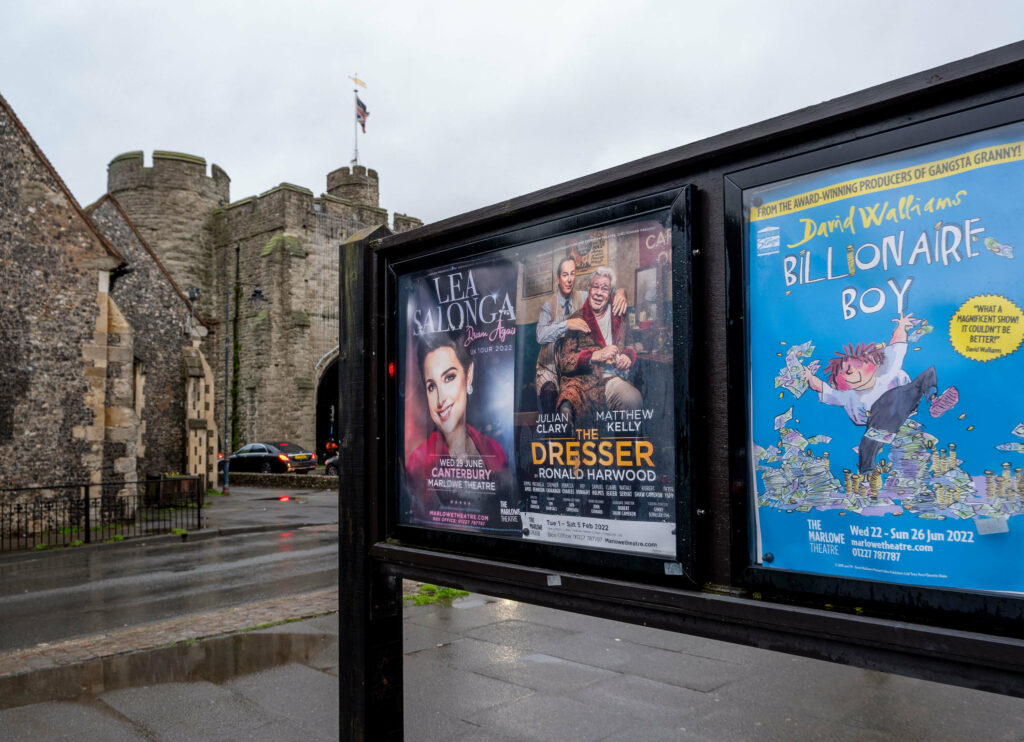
[107,151,230,308]
[106,151,421,457]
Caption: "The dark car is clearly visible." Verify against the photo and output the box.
[219,441,317,474]
[324,455,339,476]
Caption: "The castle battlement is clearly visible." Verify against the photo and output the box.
[316,192,389,224]
[221,181,397,238]
[326,165,379,207]
[393,212,424,234]
[102,146,420,461]
[108,150,230,202]
[220,182,320,237]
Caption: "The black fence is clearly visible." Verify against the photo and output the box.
[0,477,204,553]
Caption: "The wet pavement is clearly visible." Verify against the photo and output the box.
[0,524,338,652]
[3,486,1024,740]
[4,585,1024,740]
[202,484,339,530]
[0,588,338,689]
[402,595,1024,741]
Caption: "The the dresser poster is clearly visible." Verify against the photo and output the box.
[397,213,678,558]
[746,121,1024,593]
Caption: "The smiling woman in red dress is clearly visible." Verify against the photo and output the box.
[403,332,512,528]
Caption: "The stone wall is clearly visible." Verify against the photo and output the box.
[211,181,396,450]
[88,195,214,480]
[0,94,122,488]
[107,151,229,308]
[108,151,420,455]
[222,471,335,488]
[100,297,136,495]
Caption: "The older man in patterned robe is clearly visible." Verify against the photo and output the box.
[556,267,642,426]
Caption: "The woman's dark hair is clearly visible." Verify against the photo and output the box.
[416,331,472,381]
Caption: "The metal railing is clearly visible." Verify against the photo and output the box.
[0,477,203,553]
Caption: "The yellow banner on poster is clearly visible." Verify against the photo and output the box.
[749,140,1024,222]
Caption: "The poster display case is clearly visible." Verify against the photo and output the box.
[380,188,695,579]
[728,98,1024,608]
[346,53,1024,727]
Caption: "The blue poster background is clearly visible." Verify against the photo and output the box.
[746,121,1024,594]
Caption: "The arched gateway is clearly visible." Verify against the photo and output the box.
[315,356,339,462]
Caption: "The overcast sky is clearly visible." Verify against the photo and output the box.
[3,1,1024,225]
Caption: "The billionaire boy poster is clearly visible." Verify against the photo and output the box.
[746,121,1024,594]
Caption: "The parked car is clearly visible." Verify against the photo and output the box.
[218,441,317,474]
[324,455,339,476]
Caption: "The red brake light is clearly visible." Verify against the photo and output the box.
[278,454,289,462]
[217,452,223,460]
[312,453,317,461]
[279,496,290,502]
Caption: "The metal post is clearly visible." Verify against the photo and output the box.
[83,484,91,544]
[339,231,403,741]
[223,248,231,493]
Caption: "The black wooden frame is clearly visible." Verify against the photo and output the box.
[372,187,698,585]
[345,45,1024,716]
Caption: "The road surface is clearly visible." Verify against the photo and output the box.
[0,525,337,653]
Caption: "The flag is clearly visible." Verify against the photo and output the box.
[356,96,369,133]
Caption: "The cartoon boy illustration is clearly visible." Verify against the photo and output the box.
[801,313,958,473]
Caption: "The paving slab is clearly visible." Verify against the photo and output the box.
[0,700,146,741]
[463,619,578,653]
[568,673,715,725]
[400,703,485,742]
[599,724,713,742]
[828,672,1024,741]
[225,663,338,739]
[449,731,518,742]
[408,636,526,673]
[229,719,335,742]
[531,629,663,672]
[475,651,619,694]
[99,681,272,741]
[680,702,894,742]
[575,616,781,664]
[465,692,636,742]
[404,653,534,718]
[403,621,461,654]
[615,644,745,692]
